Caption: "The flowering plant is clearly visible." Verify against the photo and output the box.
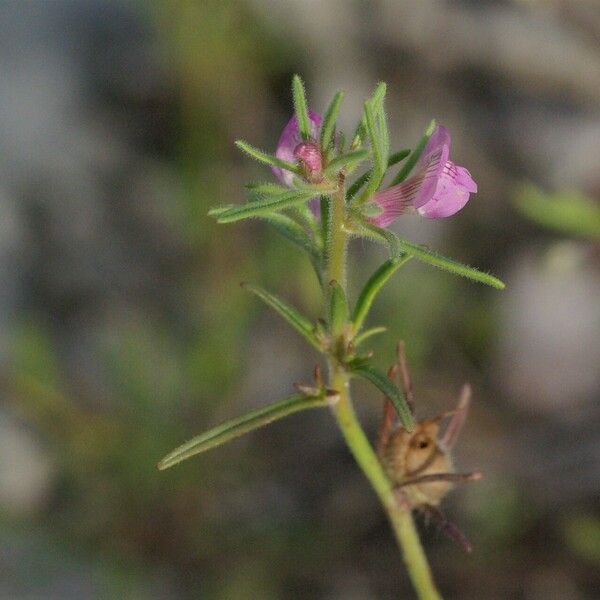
[159,76,503,598]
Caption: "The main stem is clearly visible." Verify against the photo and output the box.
[325,185,441,600]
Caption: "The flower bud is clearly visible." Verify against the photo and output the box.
[293,141,323,182]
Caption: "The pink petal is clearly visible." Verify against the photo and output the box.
[369,183,414,227]
[272,111,322,187]
[417,161,477,219]
[368,125,476,226]
[410,125,451,209]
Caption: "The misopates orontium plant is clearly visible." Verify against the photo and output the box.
[159,76,504,599]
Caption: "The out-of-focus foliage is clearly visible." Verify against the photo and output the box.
[514,184,600,239]
[0,0,599,598]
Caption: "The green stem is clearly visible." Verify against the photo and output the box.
[325,182,442,600]
[326,178,348,288]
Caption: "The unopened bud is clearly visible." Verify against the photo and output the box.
[293,142,323,179]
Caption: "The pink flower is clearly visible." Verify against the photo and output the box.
[272,111,322,187]
[369,125,477,226]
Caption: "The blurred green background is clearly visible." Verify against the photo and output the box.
[1,1,599,598]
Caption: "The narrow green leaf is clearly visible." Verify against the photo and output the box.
[242,283,322,350]
[324,149,370,177]
[359,88,391,204]
[328,280,349,336]
[215,185,334,224]
[354,326,387,347]
[390,119,436,186]
[292,75,311,140]
[370,82,387,107]
[352,365,414,430]
[245,182,289,196]
[514,184,600,239]
[388,149,411,167]
[158,393,329,469]
[360,223,505,289]
[352,256,412,333]
[347,149,410,200]
[320,90,345,150]
[362,100,385,200]
[236,140,301,175]
[207,205,234,217]
[373,84,390,168]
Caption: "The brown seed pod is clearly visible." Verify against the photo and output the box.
[376,342,482,551]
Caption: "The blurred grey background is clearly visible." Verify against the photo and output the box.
[0,1,599,598]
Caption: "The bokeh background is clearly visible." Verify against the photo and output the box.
[1,1,599,598]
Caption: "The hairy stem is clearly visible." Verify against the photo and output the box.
[325,183,441,600]
[326,176,348,288]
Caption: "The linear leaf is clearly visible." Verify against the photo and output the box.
[347,149,410,200]
[373,85,389,169]
[245,182,289,196]
[390,119,436,186]
[370,82,387,107]
[292,75,311,140]
[352,365,414,430]
[352,256,411,333]
[360,223,505,289]
[236,140,301,175]
[215,185,333,224]
[354,326,387,346]
[158,393,329,469]
[324,149,370,177]
[320,90,345,150]
[242,283,322,350]
[361,98,388,201]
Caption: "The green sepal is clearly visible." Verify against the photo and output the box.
[347,149,410,201]
[360,222,505,289]
[514,184,600,239]
[213,184,334,224]
[235,140,301,175]
[242,283,322,351]
[324,149,370,177]
[328,280,349,337]
[352,256,411,333]
[390,119,436,186]
[320,90,345,150]
[158,392,330,470]
[292,74,311,140]
[351,364,414,431]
